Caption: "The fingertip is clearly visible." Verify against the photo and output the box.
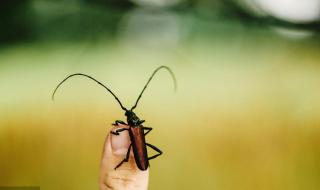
[110,126,130,156]
[99,125,149,190]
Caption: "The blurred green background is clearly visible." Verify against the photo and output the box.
[1,0,320,190]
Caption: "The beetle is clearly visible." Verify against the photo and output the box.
[52,66,176,170]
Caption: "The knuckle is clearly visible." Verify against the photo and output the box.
[103,170,144,190]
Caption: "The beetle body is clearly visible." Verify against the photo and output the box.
[111,110,160,171]
[52,66,176,170]
[129,125,148,170]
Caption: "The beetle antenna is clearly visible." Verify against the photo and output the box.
[52,73,127,111]
[131,66,177,111]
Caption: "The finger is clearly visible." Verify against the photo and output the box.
[99,125,149,190]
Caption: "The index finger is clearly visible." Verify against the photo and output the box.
[99,125,149,190]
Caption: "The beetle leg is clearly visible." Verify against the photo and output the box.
[112,120,127,126]
[146,143,162,160]
[142,127,153,136]
[114,144,132,170]
[138,120,145,125]
[111,128,128,135]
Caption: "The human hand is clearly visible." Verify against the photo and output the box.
[99,125,149,190]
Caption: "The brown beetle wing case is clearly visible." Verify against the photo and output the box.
[129,126,149,170]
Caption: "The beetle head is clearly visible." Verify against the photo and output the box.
[125,110,144,126]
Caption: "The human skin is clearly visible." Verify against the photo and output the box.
[99,125,149,190]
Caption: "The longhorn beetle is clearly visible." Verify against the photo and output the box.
[52,66,176,171]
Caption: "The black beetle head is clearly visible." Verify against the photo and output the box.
[125,110,144,126]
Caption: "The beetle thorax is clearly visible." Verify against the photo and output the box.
[125,110,142,126]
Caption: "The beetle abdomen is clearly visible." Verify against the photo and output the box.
[129,126,149,170]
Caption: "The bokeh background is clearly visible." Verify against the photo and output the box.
[1,0,320,190]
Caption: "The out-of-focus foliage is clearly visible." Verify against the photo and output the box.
[0,0,33,43]
[1,0,319,44]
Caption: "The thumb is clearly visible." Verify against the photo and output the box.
[99,125,149,190]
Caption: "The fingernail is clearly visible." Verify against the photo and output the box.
[111,128,130,156]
